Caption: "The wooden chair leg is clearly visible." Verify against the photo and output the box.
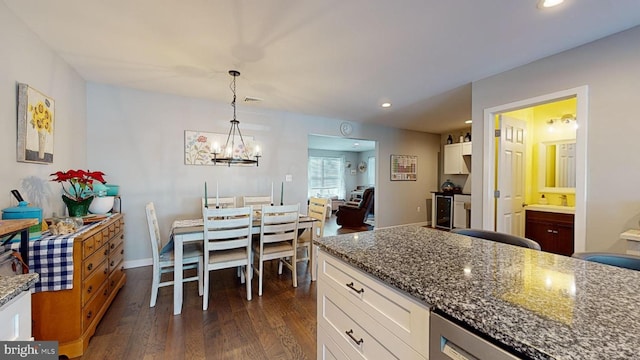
[150,267,160,307]
[202,268,209,311]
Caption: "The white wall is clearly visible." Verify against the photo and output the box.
[471,25,640,252]
[0,3,87,217]
[87,83,441,265]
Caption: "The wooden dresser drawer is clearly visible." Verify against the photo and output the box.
[109,243,124,273]
[82,237,95,259]
[82,260,108,306]
[82,282,109,332]
[110,232,124,253]
[318,279,423,359]
[108,262,125,293]
[318,252,430,357]
[83,245,108,279]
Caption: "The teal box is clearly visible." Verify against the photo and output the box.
[2,201,43,240]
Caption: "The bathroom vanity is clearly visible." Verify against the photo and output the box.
[524,204,575,256]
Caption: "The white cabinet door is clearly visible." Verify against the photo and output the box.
[0,291,32,341]
[444,144,470,175]
[453,194,471,228]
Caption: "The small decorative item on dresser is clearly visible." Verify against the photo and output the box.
[447,135,453,144]
[464,132,471,142]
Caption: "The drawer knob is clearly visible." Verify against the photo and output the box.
[87,311,92,319]
[346,282,364,294]
[87,263,93,271]
[87,285,93,293]
[345,329,364,345]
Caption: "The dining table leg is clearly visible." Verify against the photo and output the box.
[173,233,183,315]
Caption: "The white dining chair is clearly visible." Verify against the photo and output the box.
[146,202,203,308]
[202,205,253,310]
[242,195,273,211]
[201,196,236,209]
[297,197,329,270]
[253,203,300,296]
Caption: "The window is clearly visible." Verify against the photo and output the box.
[308,156,345,199]
[367,156,376,186]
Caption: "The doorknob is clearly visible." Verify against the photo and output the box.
[522,203,528,207]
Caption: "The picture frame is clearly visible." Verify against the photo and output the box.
[390,154,417,181]
[17,83,55,164]
[184,130,256,166]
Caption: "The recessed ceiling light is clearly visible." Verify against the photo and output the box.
[465,120,473,124]
[381,102,392,108]
[537,0,564,9]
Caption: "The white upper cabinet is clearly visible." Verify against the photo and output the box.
[444,143,471,175]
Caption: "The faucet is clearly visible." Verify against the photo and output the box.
[560,194,568,206]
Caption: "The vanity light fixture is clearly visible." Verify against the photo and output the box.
[465,120,473,124]
[537,0,564,9]
[211,70,261,167]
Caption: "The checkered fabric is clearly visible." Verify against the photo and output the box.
[12,221,107,293]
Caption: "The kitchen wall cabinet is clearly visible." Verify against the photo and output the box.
[31,214,126,358]
[317,251,430,359]
[525,210,574,256]
[444,143,471,175]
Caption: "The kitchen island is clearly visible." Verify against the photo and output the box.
[314,225,640,359]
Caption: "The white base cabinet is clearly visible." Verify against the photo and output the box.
[317,251,430,359]
[0,290,32,341]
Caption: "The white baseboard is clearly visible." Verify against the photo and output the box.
[124,258,152,269]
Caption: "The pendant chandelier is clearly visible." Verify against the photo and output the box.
[211,70,261,166]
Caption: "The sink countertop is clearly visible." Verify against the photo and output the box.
[314,226,640,360]
[0,273,39,307]
[525,204,575,214]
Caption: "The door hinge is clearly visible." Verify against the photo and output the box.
[495,129,501,137]
[494,190,500,198]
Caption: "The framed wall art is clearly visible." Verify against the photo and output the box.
[390,154,417,181]
[17,83,55,164]
[184,130,256,165]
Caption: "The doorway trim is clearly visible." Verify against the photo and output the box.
[482,86,588,252]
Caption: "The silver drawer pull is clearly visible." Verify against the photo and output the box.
[346,282,364,294]
[345,329,363,345]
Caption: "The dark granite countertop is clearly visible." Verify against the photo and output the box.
[314,225,640,360]
[0,273,39,307]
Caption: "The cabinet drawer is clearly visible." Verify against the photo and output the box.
[83,245,108,279]
[82,260,108,306]
[93,231,104,250]
[82,282,109,332]
[108,262,125,293]
[318,279,423,359]
[318,252,430,357]
[318,326,351,360]
[82,237,95,259]
[525,210,574,225]
[109,232,125,253]
[109,243,124,274]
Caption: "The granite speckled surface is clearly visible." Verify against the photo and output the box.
[314,225,640,360]
[0,273,39,307]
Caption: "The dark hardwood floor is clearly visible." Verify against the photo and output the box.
[74,215,372,360]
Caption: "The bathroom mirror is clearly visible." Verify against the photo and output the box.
[538,140,576,193]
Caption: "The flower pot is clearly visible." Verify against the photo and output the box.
[62,195,94,217]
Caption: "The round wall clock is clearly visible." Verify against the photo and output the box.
[358,161,367,173]
[340,122,353,136]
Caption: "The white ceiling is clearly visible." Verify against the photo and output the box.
[5,0,640,134]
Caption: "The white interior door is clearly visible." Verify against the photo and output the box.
[496,115,526,236]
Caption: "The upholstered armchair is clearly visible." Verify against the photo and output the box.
[336,187,374,228]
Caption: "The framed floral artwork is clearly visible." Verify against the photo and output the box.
[17,83,55,164]
[184,130,255,165]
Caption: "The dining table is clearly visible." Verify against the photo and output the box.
[170,214,319,315]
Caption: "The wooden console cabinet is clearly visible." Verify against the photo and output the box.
[525,210,574,256]
[31,214,126,358]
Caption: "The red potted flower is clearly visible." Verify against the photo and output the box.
[50,169,106,217]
